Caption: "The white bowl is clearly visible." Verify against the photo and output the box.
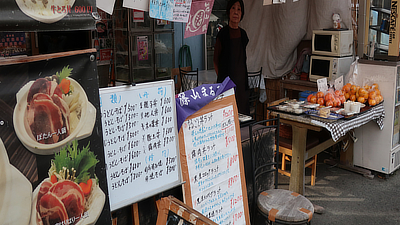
[0,139,32,225]
[31,178,105,225]
[16,0,75,24]
[13,78,96,155]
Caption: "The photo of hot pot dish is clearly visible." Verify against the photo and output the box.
[13,66,96,155]
[15,0,76,24]
[31,140,105,225]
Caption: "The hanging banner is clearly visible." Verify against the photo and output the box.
[184,0,214,39]
[123,0,150,12]
[0,0,96,31]
[173,0,192,23]
[137,36,149,61]
[0,49,112,225]
[149,0,174,21]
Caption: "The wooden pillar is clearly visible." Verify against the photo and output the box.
[288,125,307,195]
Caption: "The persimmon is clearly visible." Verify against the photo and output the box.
[334,97,341,107]
[364,93,369,100]
[334,90,342,96]
[307,94,314,102]
[325,93,334,102]
[358,96,366,103]
[358,88,367,97]
[343,84,351,93]
[317,98,325,106]
[344,92,350,100]
[350,94,356,102]
[339,95,346,104]
[350,85,357,95]
[316,91,324,98]
[375,89,381,96]
[364,84,371,91]
[369,98,377,106]
[326,100,334,107]
[372,83,379,90]
[310,95,317,104]
[369,90,377,99]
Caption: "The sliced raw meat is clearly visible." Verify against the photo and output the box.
[50,180,85,222]
[31,99,63,144]
[37,180,53,209]
[27,78,51,103]
[38,192,69,225]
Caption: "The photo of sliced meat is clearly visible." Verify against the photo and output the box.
[15,0,76,24]
[26,78,70,144]
[37,180,85,225]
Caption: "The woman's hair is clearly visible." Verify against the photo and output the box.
[226,0,245,21]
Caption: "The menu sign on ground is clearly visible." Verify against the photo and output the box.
[179,94,250,225]
[99,80,181,211]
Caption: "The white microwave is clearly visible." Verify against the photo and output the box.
[312,29,353,57]
[309,55,353,82]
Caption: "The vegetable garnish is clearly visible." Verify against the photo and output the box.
[50,174,58,184]
[56,65,73,95]
[79,179,93,196]
[49,140,99,185]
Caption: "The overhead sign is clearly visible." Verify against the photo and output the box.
[184,0,214,39]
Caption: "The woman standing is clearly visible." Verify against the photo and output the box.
[213,0,249,115]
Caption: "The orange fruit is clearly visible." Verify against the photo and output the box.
[350,85,357,94]
[334,90,342,96]
[339,95,346,104]
[372,83,379,90]
[326,100,334,107]
[368,98,377,106]
[316,91,324,98]
[375,89,381,96]
[350,94,356,102]
[358,88,367,97]
[344,92,350,100]
[343,84,351,93]
[335,97,342,107]
[307,94,314,102]
[310,95,317,104]
[317,98,325,106]
[325,93,334,101]
[364,84,371,91]
[369,90,376,99]
[358,96,365,103]
[364,93,369,100]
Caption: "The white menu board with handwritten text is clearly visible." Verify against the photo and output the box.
[99,80,181,211]
[180,100,249,225]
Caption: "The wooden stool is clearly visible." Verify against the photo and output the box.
[258,189,314,224]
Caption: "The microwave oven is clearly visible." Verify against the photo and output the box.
[309,55,353,82]
[312,29,353,57]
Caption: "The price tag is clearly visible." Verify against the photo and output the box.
[317,78,328,92]
[335,76,344,91]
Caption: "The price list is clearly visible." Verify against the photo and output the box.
[99,81,180,211]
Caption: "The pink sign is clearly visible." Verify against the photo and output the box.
[184,0,214,39]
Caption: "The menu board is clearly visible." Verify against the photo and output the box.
[179,94,250,225]
[0,49,112,225]
[99,80,181,211]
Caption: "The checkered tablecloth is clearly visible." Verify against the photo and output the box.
[311,104,385,142]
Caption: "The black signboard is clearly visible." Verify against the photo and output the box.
[1,0,96,31]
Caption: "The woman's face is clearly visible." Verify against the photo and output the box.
[229,1,242,24]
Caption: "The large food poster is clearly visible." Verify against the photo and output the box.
[99,80,182,211]
[0,0,96,31]
[178,93,250,225]
[0,49,112,224]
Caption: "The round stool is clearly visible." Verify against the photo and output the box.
[257,189,314,224]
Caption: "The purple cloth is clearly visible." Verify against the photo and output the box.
[175,77,236,131]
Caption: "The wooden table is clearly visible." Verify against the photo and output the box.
[280,79,318,98]
[271,104,385,195]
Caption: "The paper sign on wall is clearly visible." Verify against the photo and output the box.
[123,0,149,12]
[137,36,149,61]
[173,0,192,22]
[133,9,145,22]
[150,0,174,21]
